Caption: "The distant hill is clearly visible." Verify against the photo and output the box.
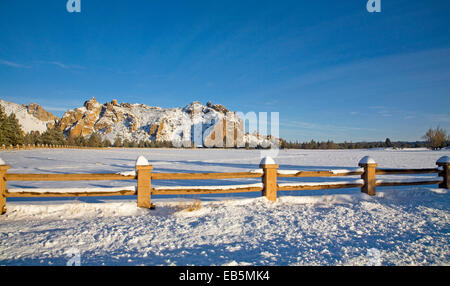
[0,99,58,133]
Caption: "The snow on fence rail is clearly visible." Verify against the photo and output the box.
[0,155,449,215]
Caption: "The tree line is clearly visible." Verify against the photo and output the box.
[1,105,449,149]
[280,127,449,150]
[0,105,172,148]
[279,138,428,150]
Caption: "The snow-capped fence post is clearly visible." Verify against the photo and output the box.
[0,158,10,215]
[260,157,279,202]
[359,156,378,196]
[136,156,154,209]
[436,156,449,189]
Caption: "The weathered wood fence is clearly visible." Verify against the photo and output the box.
[1,144,107,151]
[0,155,448,215]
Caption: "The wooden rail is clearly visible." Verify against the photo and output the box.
[376,179,443,187]
[151,172,262,180]
[152,184,263,195]
[277,170,364,178]
[1,144,116,151]
[278,181,364,191]
[6,189,136,197]
[376,168,439,175]
[6,173,136,181]
[0,154,449,215]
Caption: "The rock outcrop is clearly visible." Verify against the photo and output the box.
[24,103,59,122]
[0,99,59,133]
[1,97,278,147]
[57,98,256,147]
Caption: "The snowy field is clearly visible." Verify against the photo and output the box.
[0,148,449,265]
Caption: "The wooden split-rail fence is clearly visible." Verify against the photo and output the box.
[1,144,106,151]
[0,154,449,215]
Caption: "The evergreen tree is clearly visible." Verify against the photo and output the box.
[0,106,24,145]
[67,135,77,146]
[87,133,102,147]
[122,139,130,148]
[40,127,67,145]
[0,106,9,145]
[74,135,87,147]
[24,131,41,145]
[138,140,146,148]
[113,136,122,147]
[102,138,112,147]
[384,138,392,147]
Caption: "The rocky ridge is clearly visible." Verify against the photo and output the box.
[1,97,277,147]
[0,99,58,133]
[58,98,276,147]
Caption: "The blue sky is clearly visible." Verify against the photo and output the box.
[0,0,449,142]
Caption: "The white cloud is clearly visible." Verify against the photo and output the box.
[36,61,84,70]
[0,59,30,68]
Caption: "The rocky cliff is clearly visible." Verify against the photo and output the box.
[23,103,59,123]
[58,98,275,147]
[1,97,277,147]
[0,99,59,133]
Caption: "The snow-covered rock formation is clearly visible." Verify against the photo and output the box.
[1,97,278,147]
[58,98,277,147]
[0,99,59,133]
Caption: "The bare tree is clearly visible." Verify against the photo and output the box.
[423,127,448,150]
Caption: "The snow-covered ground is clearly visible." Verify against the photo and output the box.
[0,148,449,265]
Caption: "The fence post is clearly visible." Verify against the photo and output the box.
[260,156,279,202]
[437,156,449,189]
[135,156,154,209]
[359,156,377,196]
[0,158,10,215]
